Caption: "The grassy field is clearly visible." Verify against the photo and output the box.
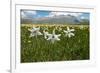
[21,24,89,63]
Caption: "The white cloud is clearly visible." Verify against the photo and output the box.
[24,11,37,15]
[50,12,68,16]
[21,11,27,18]
[80,16,88,19]
[21,10,37,19]
[80,16,85,19]
[47,12,82,17]
[69,13,82,17]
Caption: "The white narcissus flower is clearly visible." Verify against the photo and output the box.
[47,29,61,44]
[43,30,50,39]
[28,27,42,37]
[63,27,75,38]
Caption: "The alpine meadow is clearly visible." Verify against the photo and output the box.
[21,10,90,63]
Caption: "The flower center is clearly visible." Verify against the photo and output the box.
[52,35,55,38]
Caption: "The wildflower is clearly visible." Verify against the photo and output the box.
[43,30,50,39]
[47,29,61,43]
[63,27,75,38]
[28,27,42,37]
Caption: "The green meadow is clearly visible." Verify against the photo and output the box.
[21,24,89,63]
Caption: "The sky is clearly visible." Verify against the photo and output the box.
[21,10,90,20]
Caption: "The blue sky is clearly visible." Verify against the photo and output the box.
[21,10,89,20]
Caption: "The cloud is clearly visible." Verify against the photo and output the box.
[80,16,86,19]
[69,13,82,17]
[46,12,82,17]
[24,11,37,15]
[21,11,27,18]
[21,10,37,19]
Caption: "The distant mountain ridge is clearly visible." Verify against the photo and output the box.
[21,14,89,25]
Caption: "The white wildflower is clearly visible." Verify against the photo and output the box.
[63,27,75,38]
[47,29,61,43]
[43,30,50,39]
[28,27,42,37]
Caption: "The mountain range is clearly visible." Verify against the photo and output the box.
[21,14,89,25]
